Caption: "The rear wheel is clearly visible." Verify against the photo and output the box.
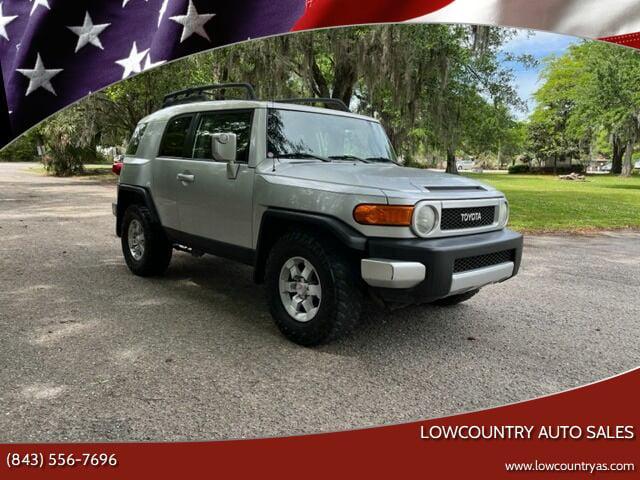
[432,289,479,306]
[265,231,362,346]
[121,205,172,277]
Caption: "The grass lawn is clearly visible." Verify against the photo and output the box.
[466,173,640,233]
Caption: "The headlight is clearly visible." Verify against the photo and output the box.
[412,202,439,237]
[498,200,509,227]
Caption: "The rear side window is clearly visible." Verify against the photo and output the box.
[159,115,193,157]
[125,123,147,156]
[192,110,253,162]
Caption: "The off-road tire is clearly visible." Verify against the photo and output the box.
[121,205,172,277]
[432,289,479,306]
[265,231,362,346]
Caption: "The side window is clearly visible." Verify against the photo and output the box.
[192,110,253,162]
[125,123,147,156]
[159,115,193,157]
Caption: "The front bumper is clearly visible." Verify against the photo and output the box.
[361,228,523,304]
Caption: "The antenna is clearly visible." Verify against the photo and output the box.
[268,152,276,172]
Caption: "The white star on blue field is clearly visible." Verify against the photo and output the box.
[500,30,579,119]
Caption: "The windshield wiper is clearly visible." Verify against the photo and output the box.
[278,152,332,162]
[365,156,395,163]
[329,155,371,163]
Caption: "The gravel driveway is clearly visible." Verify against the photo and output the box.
[1,162,639,442]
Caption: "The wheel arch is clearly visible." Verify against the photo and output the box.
[253,208,367,284]
[116,184,161,237]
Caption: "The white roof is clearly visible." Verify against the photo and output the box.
[140,99,378,123]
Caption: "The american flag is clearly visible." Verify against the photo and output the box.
[0,0,306,147]
[1,0,639,149]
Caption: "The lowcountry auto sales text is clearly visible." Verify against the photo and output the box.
[420,425,635,440]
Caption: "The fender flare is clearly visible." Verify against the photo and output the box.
[253,208,367,283]
[115,184,161,237]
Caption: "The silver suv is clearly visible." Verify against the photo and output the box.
[114,83,523,345]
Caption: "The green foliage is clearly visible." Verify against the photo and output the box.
[39,99,106,176]
[529,41,640,176]
[0,130,39,162]
[508,164,530,174]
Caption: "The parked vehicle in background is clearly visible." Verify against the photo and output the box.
[601,163,612,172]
[457,159,475,171]
[113,83,523,346]
[634,160,640,171]
[112,154,124,175]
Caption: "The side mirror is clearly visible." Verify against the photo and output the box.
[211,132,237,162]
[211,132,239,179]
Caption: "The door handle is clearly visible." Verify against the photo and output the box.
[176,173,195,183]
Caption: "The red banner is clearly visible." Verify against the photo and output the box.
[2,369,638,479]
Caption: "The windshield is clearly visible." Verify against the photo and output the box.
[267,109,397,163]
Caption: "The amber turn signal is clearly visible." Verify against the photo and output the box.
[353,204,414,226]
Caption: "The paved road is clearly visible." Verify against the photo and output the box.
[1,162,639,442]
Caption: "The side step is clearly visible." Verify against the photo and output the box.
[173,244,204,257]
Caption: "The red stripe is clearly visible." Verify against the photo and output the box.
[601,32,640,49]
[293,0,454,30]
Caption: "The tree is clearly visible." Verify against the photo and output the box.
[531,41,640,176]
[28,24,525,174]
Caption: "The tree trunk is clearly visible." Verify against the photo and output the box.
[332,60,357,107]
[622,140,634,177]
[611,134,625,175]
[445,147,458,174]
[330,36,358,108]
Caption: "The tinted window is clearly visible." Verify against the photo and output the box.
[125,123,147,156]
[159,116,193,157]
[192,110,253,162]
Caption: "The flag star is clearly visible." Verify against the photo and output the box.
[158,0,168,27]
[0,2,18,41]
[29,0,50,16]
[143,53,166,71]
[170,0,215,43]
[16,53,63,96]
[122,0,147,7]
[67,12,110,53]
[115,42,149,79]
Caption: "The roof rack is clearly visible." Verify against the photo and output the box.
[161,82,351,113]
[162,83,257,108]
[273,98,350,112]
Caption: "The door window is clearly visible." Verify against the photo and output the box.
[159,115,193,157]
[192,110,253,162]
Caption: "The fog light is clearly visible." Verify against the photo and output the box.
[412,202,438,237]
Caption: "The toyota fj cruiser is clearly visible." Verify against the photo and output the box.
[114,83,523,346]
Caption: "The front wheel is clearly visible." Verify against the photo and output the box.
[121,205,172,277]
[265,231,362,346]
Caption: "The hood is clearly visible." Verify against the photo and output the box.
[264,160,498,197]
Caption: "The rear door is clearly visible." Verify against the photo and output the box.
[175,109,256,249]
[151,114,196,231]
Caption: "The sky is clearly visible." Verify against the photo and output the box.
[499,30,579,120]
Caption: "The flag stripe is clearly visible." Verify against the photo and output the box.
[293,0,453,30]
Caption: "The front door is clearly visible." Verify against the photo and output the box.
[176,109,255,249]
